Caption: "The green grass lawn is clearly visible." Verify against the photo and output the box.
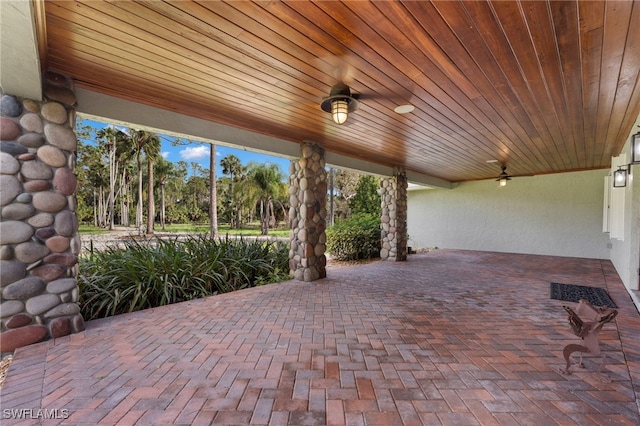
[78,225,109,235]
[79,223,290,238]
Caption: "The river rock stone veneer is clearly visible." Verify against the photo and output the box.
[0,72,84,352]
[289,142,327,281]
[380,167,408,261]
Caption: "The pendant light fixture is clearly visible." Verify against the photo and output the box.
[320,83,359,125]
[496,165,511,187]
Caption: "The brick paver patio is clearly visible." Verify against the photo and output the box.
[1,249,639,425]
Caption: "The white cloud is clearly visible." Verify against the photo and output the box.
[106,124,127,133]
[180,146,209,160]
[161,151,170,159]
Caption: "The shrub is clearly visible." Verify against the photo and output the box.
[349,175,381,217]
[79,236,290,320]
[326,213,381,261]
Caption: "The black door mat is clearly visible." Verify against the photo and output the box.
[550,282,617,308]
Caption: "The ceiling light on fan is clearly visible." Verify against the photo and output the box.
[331,99,349,125]
[320,82,359,125]
[496,164,511,187]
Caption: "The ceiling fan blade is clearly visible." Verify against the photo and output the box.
[315,55,355,84]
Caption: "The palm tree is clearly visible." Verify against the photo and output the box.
[220,154,243,228]
[144,137,161,235]
[188,162,206,216]
[154,158,179,231]
[127,129,161,233]
[169,138,218,235]
[119,161,135,228]
[96,127,127,230]
[77,142,108,227]
[247,163,286,235]
[209,144,218,238]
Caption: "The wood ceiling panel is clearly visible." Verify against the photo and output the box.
[444,0,559,172]
[215,2,500,175]
[348,2,512,152]
[302,1,520,172]
[549,0,585,168]
[443,2,562,171]
[599,1,638,163]
[594,1,631,165]
[486,1,572,170]
[48,2,316,116]
[579,1,605,169]
[614,4,640,148]
[42,0,640,183]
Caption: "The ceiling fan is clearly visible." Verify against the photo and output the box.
[316,57,415,124]
[494,163,534,187]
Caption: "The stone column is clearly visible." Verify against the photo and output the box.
[380,167,408,261]
[0,71,84,352]
[288,142,327,281]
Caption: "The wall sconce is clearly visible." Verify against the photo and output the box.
[632,132,640,164]
[613,166,628,187]
[320,83,359,125]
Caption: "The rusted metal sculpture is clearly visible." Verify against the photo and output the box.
[561,299,617,374]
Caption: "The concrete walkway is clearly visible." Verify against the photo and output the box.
[1,250,639,425]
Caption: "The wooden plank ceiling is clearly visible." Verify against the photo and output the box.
[41,0,640,183]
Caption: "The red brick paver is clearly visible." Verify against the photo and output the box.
[2,250,639,425]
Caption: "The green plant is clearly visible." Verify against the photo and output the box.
[79,236,290,320]
[349,175,381,216]
[326,213,381,261]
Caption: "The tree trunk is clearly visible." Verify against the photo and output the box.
[209,145,218,238]
[160,184,166,231]
[97,188,101,227]
[269,199,275,228]
[136,155,143,230]
[146,158,155,235]
[120,170,129,227]
[98,186,105,228]
[329,167,335,227]
[108,146,117,230]
[230,177,238,229]
[260,199,268,235]
[93,189,97,227]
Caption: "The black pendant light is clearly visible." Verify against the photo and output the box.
[320,83,359,125]
[496,165,511,187]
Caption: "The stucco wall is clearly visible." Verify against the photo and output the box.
[609,135,640,291]
[407,169,611,259]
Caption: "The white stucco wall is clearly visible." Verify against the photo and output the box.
[407,169,611,259]
[609,135,640,292]
[0,1,42,100]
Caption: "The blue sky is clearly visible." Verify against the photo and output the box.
[79,118,291,177]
